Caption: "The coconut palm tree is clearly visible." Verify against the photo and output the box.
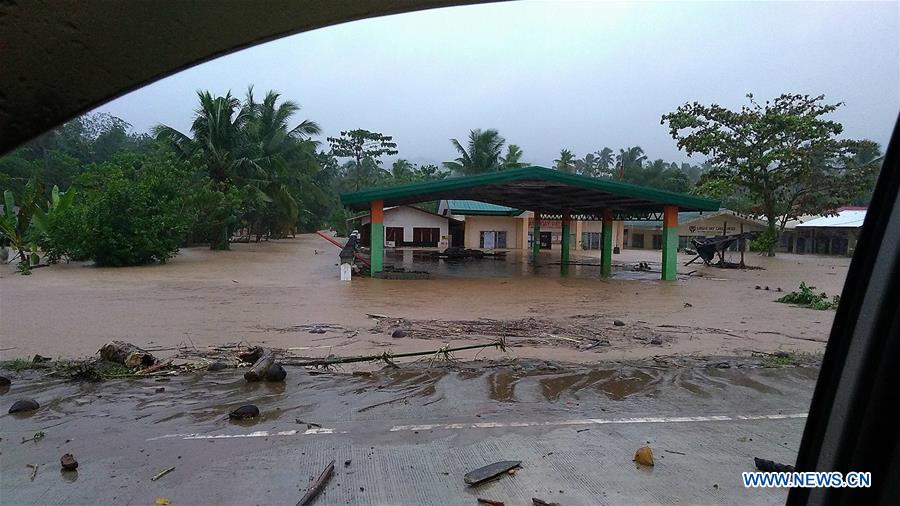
[596,147,614,176]
[500,144,526,169]
[443,129,506,175]
[554,149,576,173]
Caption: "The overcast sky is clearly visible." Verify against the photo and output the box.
[97,1,900,167]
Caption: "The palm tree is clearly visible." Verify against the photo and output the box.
[154,89,322,246]
[500,144,526,169]
[554,149,576,173]
[443,129,506,175]
[575,153,597,176]
[391,159,416,182]
[596,147,614,176]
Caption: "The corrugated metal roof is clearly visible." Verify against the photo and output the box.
[339,166,720,215]
[446,200,521,216]
[624,209,764,229]
[796,210,867,228]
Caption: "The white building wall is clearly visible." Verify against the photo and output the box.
[361,206,449,246]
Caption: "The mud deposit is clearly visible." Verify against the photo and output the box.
[0,359,816,505]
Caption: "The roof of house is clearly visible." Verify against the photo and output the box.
[340,166,719,219]
[347,204,453,222]
[444,200,521,216]
[624,209,764,229]
[795,209,867,229]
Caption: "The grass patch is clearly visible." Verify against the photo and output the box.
[0,358,133,381]
[762,351,822,368]
[776,282,840,310]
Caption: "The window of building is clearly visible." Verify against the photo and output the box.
[581,232,600,250]
[479,230,507,249]
[412,227,440,246]
[385,227,404,246]
[652,234,662,250]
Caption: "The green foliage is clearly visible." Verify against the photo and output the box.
[444,129,506,175]
[749,228,777,253]
[1,177,43,272]
[662,93,882,255]
[776,282,840,310]
[63,154,195,266]
[500,144,526,169]
[554,149,576,173]
[327,129,398,191]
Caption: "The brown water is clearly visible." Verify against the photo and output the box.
[0,234,849,362]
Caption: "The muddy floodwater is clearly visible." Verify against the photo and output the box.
[0,360,816,505]
[0,234,848,363]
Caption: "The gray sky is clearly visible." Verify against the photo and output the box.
[97,1,900,167]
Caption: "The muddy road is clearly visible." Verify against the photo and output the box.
[1,359,816,505]
[0,235,847,364]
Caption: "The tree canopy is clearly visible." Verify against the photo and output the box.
[662,93,881,254]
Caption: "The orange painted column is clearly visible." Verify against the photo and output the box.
[662,205,679,280]
[370,200,384,275]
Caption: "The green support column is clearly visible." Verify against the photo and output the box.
[661,205,678,281]
[532,211,541,263]
[370,199,384,276]
[601,209,613,277]
[560,213,571,267]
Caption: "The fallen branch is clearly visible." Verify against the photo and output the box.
[27,464,37,481]
[151,466,175,481]
[281,340,506,368]
[297,460,335,506]
[99,341,157,369]
[138,359,173,375]
[244,347,275,382]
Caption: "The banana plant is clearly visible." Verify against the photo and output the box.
[1,177,42,273]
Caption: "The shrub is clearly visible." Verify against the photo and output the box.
[776,282,840,310]
[64,154,195,266]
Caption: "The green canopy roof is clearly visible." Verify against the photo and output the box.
[340,166,719,220]
[444,200,522,216]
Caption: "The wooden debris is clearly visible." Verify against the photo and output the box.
[464,460,521,486]
[150,466,175,481]
[138,359,173,375]
[244,347,275,382]
[754,457,794,472]
[20,431,45,444]
[99,341,157,369]
[477,499,506,506]
[297,460,335,506]
[532,498,561,506]
[282,340,506,368]
[27,464,37,481]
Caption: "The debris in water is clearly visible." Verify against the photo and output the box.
[532,498,561,506]
[753,457,794,472]
[9,399,40,414]
[60,453,78,471]
[683,302,693,308]
[266,364,287,382]
[151,466,176,481]
[477,499,506,506]
[207,361,229,372]
[650,336,663,346]
[391,329,407,338]
[32,354,51,363]
[154,498,171,506]
[21,431,45,444]
[27,464,37,481]
[464,460,521,486]
[229,405,260,420]
[244,347,275,382]
[98,341,157,369]
[613,320,626,327]
[296,419,322,429]
[297,459,335,506]
[634,446,654,466]
[0,375,10,386]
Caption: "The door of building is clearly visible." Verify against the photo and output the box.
[540,231,552,249]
